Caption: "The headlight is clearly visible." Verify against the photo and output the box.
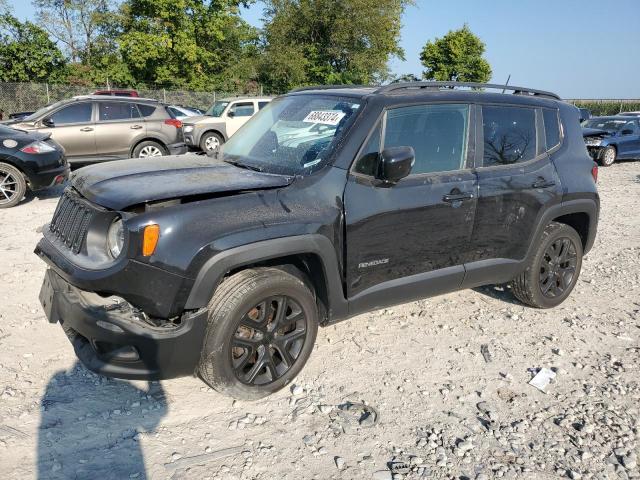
[585,138,602,147]
[184,125,194,133]
[106,218,124,258]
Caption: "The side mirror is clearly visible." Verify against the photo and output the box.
[376,146,415,184]
[42,117,55,128]
[227,110,235,118]
[621,129,634,135]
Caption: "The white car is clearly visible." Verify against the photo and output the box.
[182,97,272,152]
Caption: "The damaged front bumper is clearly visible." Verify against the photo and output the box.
[39,269,207,380]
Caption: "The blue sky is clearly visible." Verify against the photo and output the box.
[8,0,640,98]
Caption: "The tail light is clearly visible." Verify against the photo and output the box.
[21,140,56,154]
[164,118,183,128]
[591,165,598,183]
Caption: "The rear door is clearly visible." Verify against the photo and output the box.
[345,102,477,309]
[464,104,562,283]
[225,101,256,137]
[93,101,146,159]
[40,102,96,159]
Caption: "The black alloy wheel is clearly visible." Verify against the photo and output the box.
[539,237,578,298]
[231,296,308,386]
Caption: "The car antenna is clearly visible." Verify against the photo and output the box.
[501,74,511,94]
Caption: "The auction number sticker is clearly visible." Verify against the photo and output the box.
[303,110,345,125]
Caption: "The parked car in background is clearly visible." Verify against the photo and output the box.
[8,111,35,121]
[10,96,186,163]
[619,111,640,117]
[182,97,272,152]
[582,116,640,166]
[167,105,202,120]
[0,125,69,208]
[93,89,139,97]
[578,108,591,123]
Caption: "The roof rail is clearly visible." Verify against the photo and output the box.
[289,84,369,93]
[375,81,561,100]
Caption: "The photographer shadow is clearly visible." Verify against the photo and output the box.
[37,362,167,479]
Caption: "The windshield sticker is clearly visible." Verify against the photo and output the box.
[303,158,322,168]
[2,139,18,148]
[303,110,346,126]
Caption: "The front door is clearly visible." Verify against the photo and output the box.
[40,102,96,159]
[93,101,146,159]
[345,103,477,312]
[617,118,640,159]
[225,101,256,137]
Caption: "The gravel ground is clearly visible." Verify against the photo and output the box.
[0,162,639,480]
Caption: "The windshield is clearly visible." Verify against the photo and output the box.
[584,118,633,132]
[21,99,67,122]
[221,94,362,176]
[205,101,230,117]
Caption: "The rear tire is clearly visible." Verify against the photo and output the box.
[198,268,318,400]
[0,162,27,208]
[511,222,583,308]
[199,131,224,152]
[132,140,167,158]
[599,146,616,167]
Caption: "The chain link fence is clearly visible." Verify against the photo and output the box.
[0,82,252,119]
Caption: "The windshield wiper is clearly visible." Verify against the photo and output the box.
[224,159,263,172]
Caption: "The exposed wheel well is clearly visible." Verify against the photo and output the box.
[130,138,168,156]
[226,254,330,324]
[552,212,590,249]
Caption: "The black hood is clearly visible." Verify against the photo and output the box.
[71,155,293,210]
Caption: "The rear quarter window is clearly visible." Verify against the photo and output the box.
[543,108,561,150]
[137,104,157,117]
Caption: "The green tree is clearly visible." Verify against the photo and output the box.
[420,25,491,83]
[118,0,259,90]
[0,12,66,82]
[259,0,411,93]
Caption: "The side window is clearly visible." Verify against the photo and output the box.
[482,105,537,166]
[383,104,469,175]
[137,104,157,117]
[230,102,255,117]
[258,101,270,110]
[98,102,140,122]
[50,103,92,125]
[542,108,561,150]
[353,122,382,176]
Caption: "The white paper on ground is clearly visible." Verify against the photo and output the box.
[528,368,556,393]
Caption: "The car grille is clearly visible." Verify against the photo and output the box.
[49,190,97,253]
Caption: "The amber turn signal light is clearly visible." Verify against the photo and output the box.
[142,224,160,256]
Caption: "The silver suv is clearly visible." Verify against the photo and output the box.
[183,97,272,152]
[13,96,187,163]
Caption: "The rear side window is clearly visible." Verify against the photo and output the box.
[98,102,140,121]
[482,105,537,166]
[258,101,270,110]
[383,104,469,175]
[137,104,157,117]
[50,103,92,125]
[543,108,561,150]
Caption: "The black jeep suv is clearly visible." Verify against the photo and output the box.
[36,82,599,400]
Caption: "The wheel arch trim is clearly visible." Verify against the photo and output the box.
[184,234,348,321]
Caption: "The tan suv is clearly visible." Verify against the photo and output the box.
[13,96,186,163]
[182,97,272,152]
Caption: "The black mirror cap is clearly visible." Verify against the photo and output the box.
[227,110,235,118]
[42,118,55,128]
[376,146,415,183]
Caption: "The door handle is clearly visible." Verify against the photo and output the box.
[79,127,93,132]
[443,191,474,202]
[532,179,556,189]
[130,125,143,130]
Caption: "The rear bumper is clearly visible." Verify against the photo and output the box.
[29,163,70,190]
[39,269,207,380]
[168,142,187,156]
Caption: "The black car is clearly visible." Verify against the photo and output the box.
[0,125,69,208]
[35,82,599,399]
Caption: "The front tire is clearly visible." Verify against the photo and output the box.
[198,268,318,400]
[511,222,583,308]
[599,146,616,167]
[0,162,27,208]
[199,131,224,153]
